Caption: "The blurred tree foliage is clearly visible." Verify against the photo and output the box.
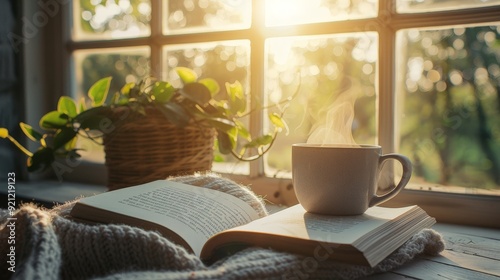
[79,52,150,98]
[264,35,377,172]
[78,0,150,36]
[400,26,500,189]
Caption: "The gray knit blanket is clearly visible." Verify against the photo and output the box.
[0,174,445,280]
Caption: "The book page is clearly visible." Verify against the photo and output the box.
[73,180,260,256]
[228,204,415,244]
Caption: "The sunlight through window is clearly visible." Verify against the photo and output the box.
[73,0,151,40]
[68,0,500,196]
[265,0,377,26]
[265,0,317,26]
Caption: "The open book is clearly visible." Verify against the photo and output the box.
[69,180,436,267]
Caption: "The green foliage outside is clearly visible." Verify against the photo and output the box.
[399,26,500,189]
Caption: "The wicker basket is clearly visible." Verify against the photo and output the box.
[103,107,215,190]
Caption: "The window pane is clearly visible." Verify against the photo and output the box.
[74,0,151,40]
[265,33,378,176]
[73,47,151,161]
[265,0,377,27]
[163,41,251,174]
[397,25,500,194]
[397,0,500,13]
[164,0,251,34]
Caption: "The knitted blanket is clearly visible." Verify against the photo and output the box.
[0,174,445,280]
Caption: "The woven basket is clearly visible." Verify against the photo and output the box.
[103,107,215,190]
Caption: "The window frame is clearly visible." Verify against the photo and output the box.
[23,0,500,228]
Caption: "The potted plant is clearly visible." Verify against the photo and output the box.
[1,67,290,189]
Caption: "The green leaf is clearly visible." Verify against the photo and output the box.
[216,130,233,155]
[75,106,113,130]
[158,103,190,127]
[268,112,288,134]
[225,81,246,115]
[27,147,55,172]
[269,113,285,128]
[88,77,112,107]
[234,119,251,140]
[78,97,87,114]
[226,127,239,144]
[181,82,212,105]
[20,123,43,142]
[65,137,78,151]
[152,81,175,103]
[39,111,69,130]
[176,67,198,84]
[111,92,120,104]
[245,134,273,148]
[213,154,225,163]
[205,117,236,132]
[111,92,130,106]
[57,96,78,118]
[198,102,224,117]
[75,106,112,120]
[79,115,106,131]
[53,127,77,150]
[120,82,135,95]
[40,136,47,148]
[199,78,220,96]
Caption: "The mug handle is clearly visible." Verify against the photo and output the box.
[369,154,412,207]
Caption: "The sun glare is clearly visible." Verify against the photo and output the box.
[265,0,324,26]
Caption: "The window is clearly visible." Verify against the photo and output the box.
[23,0,500,227]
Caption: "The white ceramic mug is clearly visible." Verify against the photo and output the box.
[292,144,412,215]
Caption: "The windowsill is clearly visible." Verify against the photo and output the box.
[4,177,500,229]
[4,180,499,238]
[2,180,107,206]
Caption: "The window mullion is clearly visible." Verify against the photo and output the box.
[378,28,397,153]
[378,0,397,153]
[150,0,162,79]
[390,5,500,30]
[248,0,266,178]
[67,37,152,52]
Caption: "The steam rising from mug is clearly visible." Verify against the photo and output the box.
[306,91,359,147]
[303,86,397,192]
